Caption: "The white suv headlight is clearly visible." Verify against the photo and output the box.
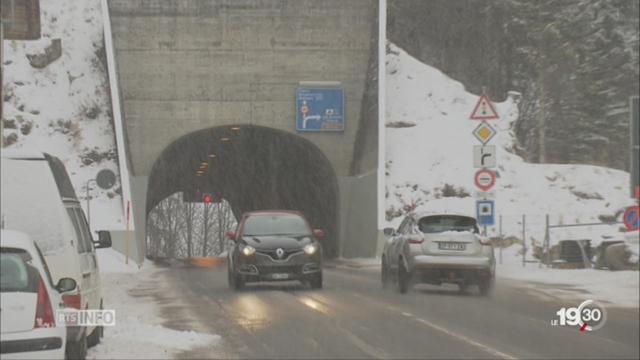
[242,245,256,256]
[304,243,317,255]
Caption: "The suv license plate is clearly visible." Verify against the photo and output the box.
[271,273,290,280]
[438,242,466,251]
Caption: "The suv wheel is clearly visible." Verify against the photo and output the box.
[87,302,104,347]
[478,276,495,296]
[381,257,390,289]
[66,331,87,359]
[227,265,235,289]
[458,282,468,294]
[309,272,323,289]
[233,273,245,291]
[397,261,410,294]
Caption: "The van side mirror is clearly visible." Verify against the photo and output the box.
[313,229,325,239]
[383,227,396,237]
[94,230,112,249]
[56,277,77,293]
[226,231,237,241]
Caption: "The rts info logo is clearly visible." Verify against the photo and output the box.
[551,300,607,332]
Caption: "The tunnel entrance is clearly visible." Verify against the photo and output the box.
[146,125,340,258]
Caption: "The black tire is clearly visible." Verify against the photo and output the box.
[458,283,468,294]
[87,302,104,348]
[310,272,323,289]
[66,331,87,360]
[381,258,390,289]
[227,264,235,289]
[478,276,495,296]
[233,273,245,291]
[397,261,410,294]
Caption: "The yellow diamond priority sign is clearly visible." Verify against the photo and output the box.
[473,121,497,145]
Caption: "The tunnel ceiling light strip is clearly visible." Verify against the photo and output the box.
[230,127,241,131]
[208,154,217,158]
[221,137,230,142]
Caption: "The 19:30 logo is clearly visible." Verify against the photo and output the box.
[551,300,607,332]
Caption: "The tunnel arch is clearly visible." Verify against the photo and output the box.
[146,125,340,257]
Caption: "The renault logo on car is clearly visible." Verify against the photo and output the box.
[276,248,285,259]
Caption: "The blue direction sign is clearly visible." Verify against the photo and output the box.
[476,200,495,226]
[296,87,345,132]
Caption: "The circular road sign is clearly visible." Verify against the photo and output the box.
[96,169,117,190]
[623,206,639,231]
[474,168,496,192]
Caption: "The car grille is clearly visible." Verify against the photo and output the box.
[256,248,303,261]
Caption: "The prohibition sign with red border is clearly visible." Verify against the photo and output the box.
[474,168,496,192]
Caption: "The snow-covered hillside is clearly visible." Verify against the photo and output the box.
[2,0,124,231]
[385,43,634,246]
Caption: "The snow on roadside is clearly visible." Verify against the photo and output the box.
[385,43,633,247]
[89,250,221,359]
[3,0,125,231]
[497,245,639,308]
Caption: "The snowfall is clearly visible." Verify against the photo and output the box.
[89,249,222,359]
[2,8,639,360]
[2,0,125,231]
[380,43,639,308]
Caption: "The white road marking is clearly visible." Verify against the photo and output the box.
[352,293,518,359]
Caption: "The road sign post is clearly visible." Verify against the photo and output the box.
[631,96,639,198]
[471,90,499,233]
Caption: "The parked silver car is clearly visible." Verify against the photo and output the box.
[382,213,495,295]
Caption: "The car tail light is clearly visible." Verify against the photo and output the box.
[62,293,82,310]
[34,277,55,328]
[408,237,424,244]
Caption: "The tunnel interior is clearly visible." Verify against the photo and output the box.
[146,125,340,258]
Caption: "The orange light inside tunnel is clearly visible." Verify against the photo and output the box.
[208,154,216,158]
[230,127,241,131]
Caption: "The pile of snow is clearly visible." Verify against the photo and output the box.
[89,257,220,359]
[385,43,633,246]
[96,248,141,274]
[3,0,124,231]
[498,245,639,308]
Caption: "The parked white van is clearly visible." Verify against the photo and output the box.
[1,150,112,359]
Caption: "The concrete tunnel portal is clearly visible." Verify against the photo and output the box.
[146,125,340,258]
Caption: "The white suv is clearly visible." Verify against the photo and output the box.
[1,150,112,358]
[382,213,495,295]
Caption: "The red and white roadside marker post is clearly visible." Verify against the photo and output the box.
[125,200,130,264]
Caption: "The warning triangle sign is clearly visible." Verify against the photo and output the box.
[470,95,499,120]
